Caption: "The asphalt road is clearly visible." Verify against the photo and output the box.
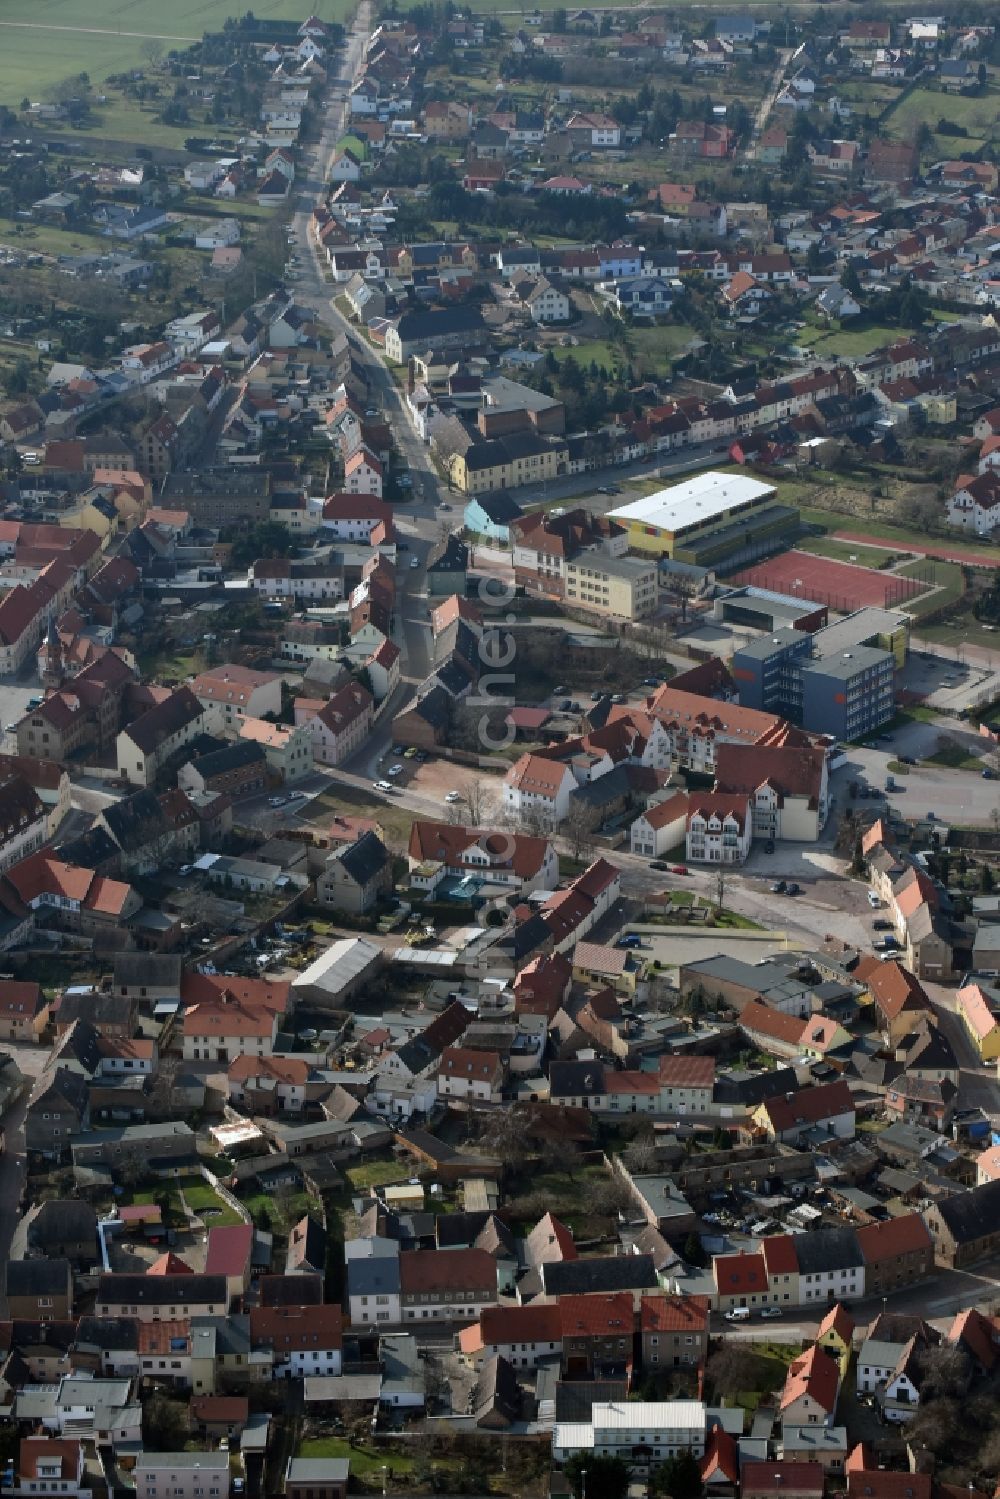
[0,1044,50,1314]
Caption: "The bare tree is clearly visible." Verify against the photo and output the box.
[705,1345,776,1402]
[141,38,165,67]
[564,799,599,862]
[145,1055,182,1121]
[916,1343,971,1401]
[463,777,489,827]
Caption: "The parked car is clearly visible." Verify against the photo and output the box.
[444,791,462,803]
[671,865,689,876]
[867,891,882,908]
[786,882,801,896]
[771,880,787,894]
[373,780,394,793]
[387,764,404,777]
[899,755,916,766]
[268,795,286,807]
[650,860,669,871]
[410,557,420,569]
[760,1307,783,1320]
[764,839,775,855]
[873,918,893,931]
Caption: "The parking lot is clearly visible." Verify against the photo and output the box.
[0,681,44,743]
[900,649,1000,715]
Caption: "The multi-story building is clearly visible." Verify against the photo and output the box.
[564,552,658,619]
[132,1451,230,1499]
[295,682,373,766]
[733,620,896,739]
[553,1399,707,1467]
[191,666,282,733]
[116,687,206,787]
[685,793,753,865]
[159,468,270,528]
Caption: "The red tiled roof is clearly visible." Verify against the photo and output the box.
[855,1212,932,1266]
[204,1224,254,1278]
[762,1079,853,1132]
[713,1250,766,1295]
[780,1343,839,1413]
[476,1303,562,1347]
[818,1301,855,1345]
[744,1464,826,1497]
[19,1440,81,1483]
[761,1234,799,1276]
[640,1293,709,1333]
[559,1291,634,1338]
[250,1304,343,1351]
[399,1247,496,1294]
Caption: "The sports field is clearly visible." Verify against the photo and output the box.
[734,550,925,612]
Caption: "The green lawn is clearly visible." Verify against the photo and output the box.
[345,1157,409,1191]
[896,558,965,616]
[0,0,350,105]
[884,85,1000,146]
[799,505,1000,565]
[795,322,919,359]
[178,1175,243,1227]
[797,536,900,570]
[238,1187,312,1233]
[299,1440,417,1479]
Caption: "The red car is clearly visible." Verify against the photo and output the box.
[671,864,689,875]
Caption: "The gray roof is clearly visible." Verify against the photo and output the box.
[793,1226,863,1275]
[932,1178,1000,1243]
[6,1258,70,1296]
[334,830,390,887]
[98,1273,226,1306]
[287,1460,351,1482]
[541,1254,658,1296]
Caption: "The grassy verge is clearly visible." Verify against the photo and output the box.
[925,741,982,770]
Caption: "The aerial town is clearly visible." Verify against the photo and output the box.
[5,0,1000,1496]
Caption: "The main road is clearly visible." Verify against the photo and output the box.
[285,2,446,767]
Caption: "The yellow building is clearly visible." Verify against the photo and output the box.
[564,553,658,620]
[816,1303,854,1380]
[449,433,569,495]
[606,471,776,559]
[957,981,1000,1061]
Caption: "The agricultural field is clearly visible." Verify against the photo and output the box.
[0,0,348,105]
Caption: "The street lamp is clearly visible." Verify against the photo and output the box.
[581,1469,587,1499]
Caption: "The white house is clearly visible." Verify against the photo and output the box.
[346,1237,402,1325]
[184,161,226,191]
[195,219,241,251]
[437,1046,504,1104]
[503,754,577,827]
[344,446,383,497]
[523,278,571,324]
[553,1399,707,1467]
[685,794,753,865]
[629,792,689,858]
[947,471,1000,534]
[294,682,373,767]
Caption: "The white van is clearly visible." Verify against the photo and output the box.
[724,1306,751,1322]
